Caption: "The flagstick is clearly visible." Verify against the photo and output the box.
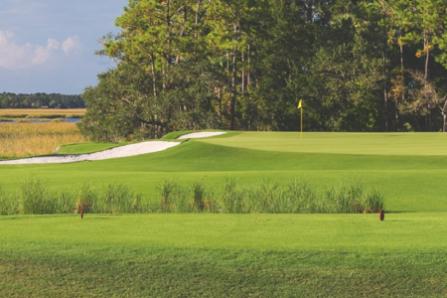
[300,106,303,137]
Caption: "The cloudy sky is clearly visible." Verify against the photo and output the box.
[0,0,127,94]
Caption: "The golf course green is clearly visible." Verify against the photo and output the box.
[1,131,447,296]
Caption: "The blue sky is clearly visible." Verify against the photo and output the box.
[0,0,127,94]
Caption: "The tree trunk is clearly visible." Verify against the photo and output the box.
[247,44,251,91]
[442,98,447,132]
[241,50,245,95]
[194,0,202,40]
[230,48,237,130]
[384,83,389,131]
[424,36,430,88]
[399,39,405,103]
[150,53,157,98]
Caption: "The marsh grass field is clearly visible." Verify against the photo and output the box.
[0,122,86,159]
[0,108,86,118]
[2,131,447,296]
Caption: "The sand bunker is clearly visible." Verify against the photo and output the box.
[0,141,180,165]
[0,131,226,165]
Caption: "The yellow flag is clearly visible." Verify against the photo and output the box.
[297,99,303,109]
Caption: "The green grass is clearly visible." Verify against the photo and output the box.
[2,133,447,211]
[1,213,447,297]
[2,131,447,296]
[57,142,126,155]
[203,131,447,155]
[161,130,192,140]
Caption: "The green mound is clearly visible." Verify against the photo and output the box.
[57,142,126,155]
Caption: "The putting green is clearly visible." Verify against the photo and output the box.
[201,131,447,155]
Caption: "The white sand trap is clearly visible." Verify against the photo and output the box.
[0,141,180,165]
[178,131,226,140]
[0,131,226,165]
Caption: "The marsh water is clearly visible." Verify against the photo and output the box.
[0,117,81,124]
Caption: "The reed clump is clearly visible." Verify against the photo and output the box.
[0,179,385,216]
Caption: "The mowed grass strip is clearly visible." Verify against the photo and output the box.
[202,131,447,155]
[1,214,447,297]
[0,122,86,159]
[0,108,86,118]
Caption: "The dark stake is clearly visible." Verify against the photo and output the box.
[379,210,385,221]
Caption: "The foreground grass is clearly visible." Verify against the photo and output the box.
[0,122,86,159]
[1,213,446,297]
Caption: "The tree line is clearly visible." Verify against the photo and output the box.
[0,93,85,109]
[81,0,447,141]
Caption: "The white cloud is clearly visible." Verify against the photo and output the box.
[61,36,80,55]
[0,31,80,70]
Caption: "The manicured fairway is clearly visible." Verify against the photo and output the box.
[1,214,447,297]
[1,132,447,211]
[1,132,447,296]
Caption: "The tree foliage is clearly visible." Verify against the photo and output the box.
[81,0,447,140]
[0,93,84,109]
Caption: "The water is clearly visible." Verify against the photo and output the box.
[0,117,81,124]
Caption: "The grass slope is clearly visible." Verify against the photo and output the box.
[57,142,126,155]
[1,133,447,211]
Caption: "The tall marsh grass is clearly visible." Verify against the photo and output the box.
[0,179,385,216]
[0,122,86,158]
[0,108,85,118]
[155,180,384,214]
